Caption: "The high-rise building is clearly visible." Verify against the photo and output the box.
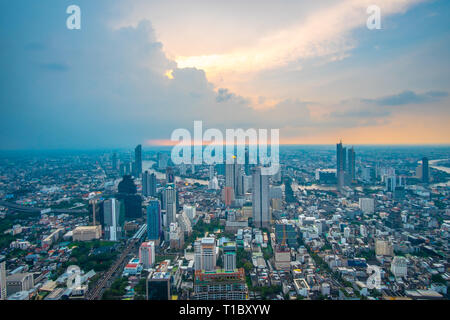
[391,256,408,278]
[142,171,157,197]
[134,144,142,178]
[169,222,184,249]
[0,259,6,300]
[162,184,177,227]
[147,199,161,242]
[226,157,243,199]
[194,237,216,272]
[112,152,118,171]
[223,242,237,272]
[347,147,356,182]
[103,198,125,241]
[336,141,345,190]
[252,167,270,229]
[193,268,248,300]
[117,175,142,219]
[422,157,429,183]
[165,167,175,183]
[157,152,169,170]
[146,272,170,300]
[139,242,155,269]
[183,205,196,222]
[359,198,375,214]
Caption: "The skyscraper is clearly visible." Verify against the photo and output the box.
[336,141,345,190]
[226,156,243,199]
[347,146,356,182]
[223,242,237,272]
[112,152,118,171]
[0,258,6,300]
[103,198,125,241]
[162,184,177,227]
[134,144,142,178]
[252,167,270,229]
[139,241,155,269]
[142,171,157,197]
[117,175,142,219]
[147,199,161,242]
[165,167,175,183]
[194,237,216,272]
[422,157,429,183]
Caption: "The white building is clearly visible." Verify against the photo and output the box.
[359,198,375,214]
[139,241,155,269]
[391,256,408,278]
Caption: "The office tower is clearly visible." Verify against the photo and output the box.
[336,141,345,190]
[103,198,125,241]
[165,167,175,183]
[157,152,169,170]
[386,210,402,230]
[146,272,170,300]
[139,242,155,269]
[236,167,245,197]
[194,237,216,272]
[226,157,243,198]
[120,161,132,176]
[177,212,192,235]
[134,144,142,178]
[0,259,6,300]
[223,187,234,207]
[223,242,237,272]
[244,147,251,175]
[208,165,215,180]
[362,166,376,183]
[252,167,270,229]
[183,204,196,221]
[194,240,202,271]
[117,175,142,219]
[193,269,248,300]
[112,152,118,171]
[347,147,356,182]
[391,256,408,278]
[359,198,375,214]
[162,184,177,227]
[142,171,157,197]
[147,199,161,242]
[422,157,429,183]
[169,222,184,249]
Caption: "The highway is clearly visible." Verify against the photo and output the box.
[86,224,147,300]
[0,200,87,214]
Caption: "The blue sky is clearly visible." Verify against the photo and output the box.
[0,0,449,149]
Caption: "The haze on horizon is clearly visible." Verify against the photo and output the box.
[0,0,450,150]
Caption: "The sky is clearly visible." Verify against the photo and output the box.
[0,0,449,150]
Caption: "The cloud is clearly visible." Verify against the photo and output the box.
[175,0,424,79]
[363,90,448,106]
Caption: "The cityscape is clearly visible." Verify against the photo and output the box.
[0,144,449,301]
[1,0,450,309]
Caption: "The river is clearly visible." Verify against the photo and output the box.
[142,160,208,186]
